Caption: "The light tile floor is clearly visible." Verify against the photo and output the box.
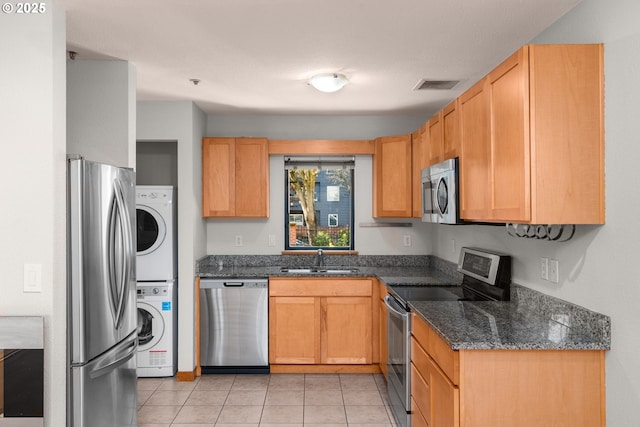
[137,373,396,427]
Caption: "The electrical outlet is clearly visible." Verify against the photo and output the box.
[540,257,549,281]
[235,235,243,247]
[549,259,559,284]
[268,234,276,247]
[403,235,411,247]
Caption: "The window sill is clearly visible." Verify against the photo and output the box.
[281,250,359,256]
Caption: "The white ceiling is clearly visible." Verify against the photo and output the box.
[59,0,581,117]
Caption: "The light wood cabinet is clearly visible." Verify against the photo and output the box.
[410,313,606,427]
[459,78,491,220]
[411,129,423,218]
[459,44,604,224]
[269,278,373,366]
[202,137,269,217]
[269,296,320,364]
[378,281,388,378]
[441,99,460,161]
[373,134,413,218]
[426,113,443,166]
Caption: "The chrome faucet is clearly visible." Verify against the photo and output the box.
[316,248,325,268]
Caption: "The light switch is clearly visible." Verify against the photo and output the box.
[24,263,42,293]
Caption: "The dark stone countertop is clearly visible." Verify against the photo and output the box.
[409,300,610,351]
[195,255,610,351]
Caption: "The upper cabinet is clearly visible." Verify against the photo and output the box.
[426,113,443,166]
[411,128,423,218]
[441,99,460,162]
[202,137,269,218]
[459,44,604,224]
[373,134,413,218]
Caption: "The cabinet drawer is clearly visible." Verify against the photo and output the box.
[411,362,431,423]
[270,279,372,297]
[411,313,430,350]
[411,337,430,382]
[411,396,430,427]
[412,313,459,385]
[428,326,459,385]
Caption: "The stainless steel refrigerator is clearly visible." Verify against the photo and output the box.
[67,156,138,427]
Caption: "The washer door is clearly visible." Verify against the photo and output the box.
[136,205,167,256]
[137,303,165,351]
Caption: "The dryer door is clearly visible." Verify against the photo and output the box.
[136,205,167,256]
[137,302,165,351]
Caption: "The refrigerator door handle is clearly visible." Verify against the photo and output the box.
[88,332,137,380]
[108,177,133,330]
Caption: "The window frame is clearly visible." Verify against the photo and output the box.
[284,157,355,251]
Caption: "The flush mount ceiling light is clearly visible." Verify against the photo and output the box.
[308,73,349,93]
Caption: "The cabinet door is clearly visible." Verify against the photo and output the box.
[269,296,320,364]
[235,137,269,217]
[321,296,372,364]
[529,44,604,224]
[427,112,443,166]
[428,355,460,427]
[411,129,423,218]
[442,99,460,161]
[459,79,491,220]
[373,134,413,217]
[202,137,235,216]
[488,47,531,222]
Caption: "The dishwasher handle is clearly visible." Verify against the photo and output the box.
[223,281,244,287]
[200,279,268,289]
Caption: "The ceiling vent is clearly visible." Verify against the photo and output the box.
[413,79,460,91]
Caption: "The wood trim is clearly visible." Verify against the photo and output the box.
[270,364,381,374]
[176,369,197,382]
[269,139,375,155]
[195,277,201,377]
[372,278,380,364]
[281,250,359,256]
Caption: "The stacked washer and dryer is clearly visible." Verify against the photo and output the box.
[135,186,178,377]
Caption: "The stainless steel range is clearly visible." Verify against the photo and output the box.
[384,247,511,427]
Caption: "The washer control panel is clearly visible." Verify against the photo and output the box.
[137,285,170,298]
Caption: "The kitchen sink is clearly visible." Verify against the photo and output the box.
[279,267,359,274]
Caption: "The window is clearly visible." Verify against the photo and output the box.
[327,186,340,202]
[285,156,354,250]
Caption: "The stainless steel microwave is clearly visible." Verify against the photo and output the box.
[421,157,462,224]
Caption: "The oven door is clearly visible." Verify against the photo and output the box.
[384,294,411,427]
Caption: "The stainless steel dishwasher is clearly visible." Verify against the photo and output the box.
[199,278,269,373]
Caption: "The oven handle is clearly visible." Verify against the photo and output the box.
[384,294,409,319]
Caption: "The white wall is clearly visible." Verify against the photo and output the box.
[137,141,178,186]
[137,101,207,373]
[67,60,137,168]
[0,2,66,425]
[429,1,640,425]
[207,114,425,140]
[205,114,434,255]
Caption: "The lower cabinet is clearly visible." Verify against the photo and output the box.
[411,313,606,427]
[269,278,373,366]
[379,282,388,378]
